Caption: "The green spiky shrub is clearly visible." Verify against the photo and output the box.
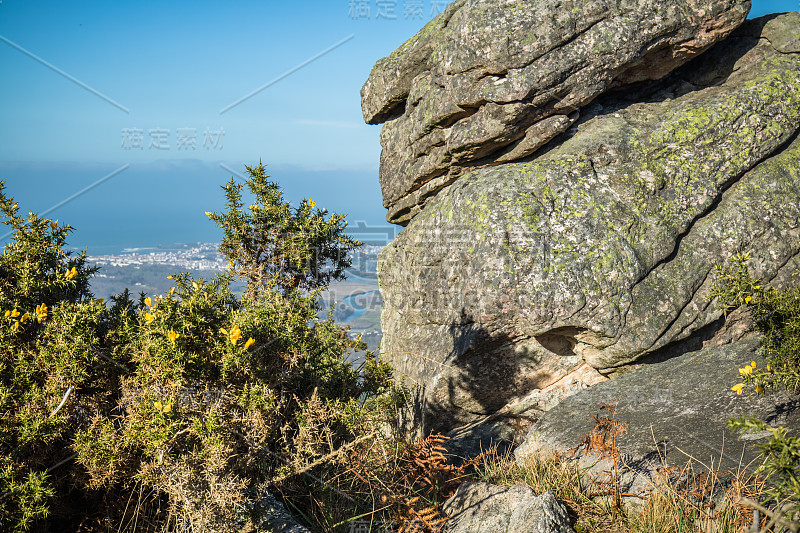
[712,250,800,523]
[0,164,406,533]
[0,186,101,531]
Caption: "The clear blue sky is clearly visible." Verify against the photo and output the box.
[0,0,797,252]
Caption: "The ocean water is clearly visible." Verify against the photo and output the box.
[0,160,391,255]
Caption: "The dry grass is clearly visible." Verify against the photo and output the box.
[471,400,782,533]
[474,448,773,533]
[477,450,626,532]
[286,432,491,532]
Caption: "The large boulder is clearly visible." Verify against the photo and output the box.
[361,0,752,225]
[377,13,800,434]
[514,337,800,494]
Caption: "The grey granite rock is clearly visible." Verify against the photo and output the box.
[514,337,800,494]
[361,0,752,224]
[377,14,800,434]
[443,482,575,533]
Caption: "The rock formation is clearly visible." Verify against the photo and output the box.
[365,9,800,436]
[362,0,752,225]
[515,337,800,495]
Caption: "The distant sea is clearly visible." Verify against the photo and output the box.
[0,160,393,256]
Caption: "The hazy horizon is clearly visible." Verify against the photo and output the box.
[2,0,796,255]
[0,159,391,254]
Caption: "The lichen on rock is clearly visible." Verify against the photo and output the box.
[376,13,800,435]
[361,0,752,225]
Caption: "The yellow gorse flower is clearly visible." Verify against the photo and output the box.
[220,325,243,345]
[34,303,47,323]
[731,383,745,395]
[65,266,77,280]
[230,325,243,344]
[145,312,155,323]
[167,330,180,343]
[739,365,753,377]
[308,199,315,208]
[20,312,30,324]
[154,401,172,414]
[745,295,752,304]
[244,337,255,350]
[145,297,152,307]
[5,308,20,319]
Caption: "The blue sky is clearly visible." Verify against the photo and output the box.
[0,0,797,252]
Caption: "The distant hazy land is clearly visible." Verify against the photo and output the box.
[87,243,384,350]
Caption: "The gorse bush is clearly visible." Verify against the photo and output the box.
[207,162,360,301]
[713,250,800,392]
[712,250,800,524]
[0,187,102,531]
[0,164,407,532]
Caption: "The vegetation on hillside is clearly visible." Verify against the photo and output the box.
[0,166,419,532]
[1,166,799,533]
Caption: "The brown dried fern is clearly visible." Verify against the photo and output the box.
[341,432,490,532]
[567,401,629,513]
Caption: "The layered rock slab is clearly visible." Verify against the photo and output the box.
[514,337,800,492]
[377,14,800,434]
[361,0,752,224]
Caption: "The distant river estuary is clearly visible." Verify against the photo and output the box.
[342,290,381,321]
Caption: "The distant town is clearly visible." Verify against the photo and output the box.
[86,242,384,350]
[87,242,384,277]
[89,242,227,271]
